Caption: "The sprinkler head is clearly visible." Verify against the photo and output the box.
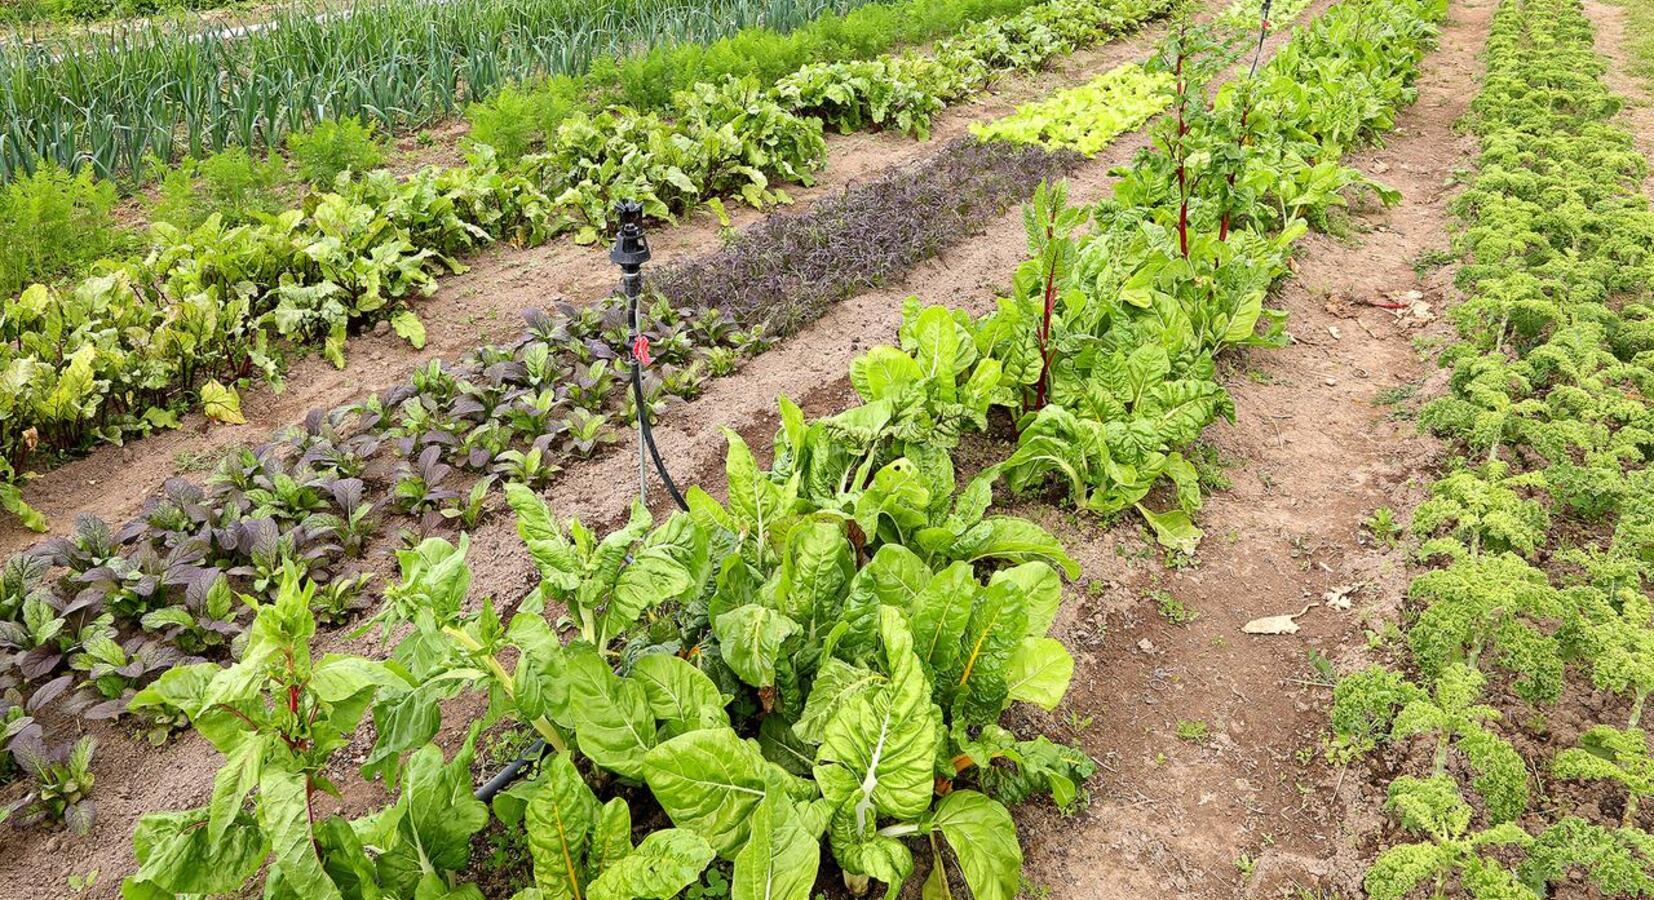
[610,200,651,272]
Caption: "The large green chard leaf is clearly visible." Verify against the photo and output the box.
[991,563,1062,638]
[1005,637,1074,711]
[912,304,962,402]
[947,518,1079,580]
[759,713,818,777]
[733,793,822,900]
[591,797,635,879]
[370,732,489,894]
[507,483,582,594]
[795,657,887,745]
[927,790,1022,900]
[907,562,978,682]
[282,816,385,900]
[643,726,773,859]
[631,653,728,738]
[814,606,940,828]
[0,482,47,533]
[587,829,715,900]
[853,459,934,545]
[124,807,269,896]
[207,735,264,848]
[852,345,924,402]
[565,648,656,779]
[852,543,933,616]
[770,519,855,630]
[947,574,1031,727]
[260,765,342,900]
[610,546,695,633]
[724,429,800,553]
[833,542,933,661]
[525,754,601,900]
[510,613,573,728]
[715,604,801,690]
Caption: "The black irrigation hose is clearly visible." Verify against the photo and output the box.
[1248,0,1273,76]
[475,738,550,801]
[630,348,691,512]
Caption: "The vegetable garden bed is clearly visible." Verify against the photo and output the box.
[0,0,1173,535]
[11,0,1644,895]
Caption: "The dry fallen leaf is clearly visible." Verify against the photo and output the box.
[1323,583,1366,611]
[1242,604,1315,635]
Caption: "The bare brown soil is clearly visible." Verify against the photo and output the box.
[0,0,1504,895]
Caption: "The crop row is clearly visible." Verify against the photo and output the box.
[1326,0,1654,895]
[0,0,1048,297]
[77,0,1455,893]
[952,0,1439,553]
[0,0,889,183]
[970,61,1172,155]
[3,0,250,27]
[0,0,1173,533]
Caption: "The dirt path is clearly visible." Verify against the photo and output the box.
[1008,0,1494,892]
[1588,0,1654,198]
[0,17,1175,555]
[0,0,1492,893]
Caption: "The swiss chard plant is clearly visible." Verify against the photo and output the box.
[120,567,421,898]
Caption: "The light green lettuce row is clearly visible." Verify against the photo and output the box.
[971,62,1174,155]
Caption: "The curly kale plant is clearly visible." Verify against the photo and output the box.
[1554,726,1654,828]
[1410,461,1550,561]
[1390,664,1529,823]
[1407,552,1565,704]
[1364,775,1536,900]
[1518,817,1654,897]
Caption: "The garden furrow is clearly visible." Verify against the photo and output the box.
[0,10,1180,553]
[1314,0,1654,896]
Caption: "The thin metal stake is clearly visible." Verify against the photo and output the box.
[1249,0,1274,77]
[611,201,654,506]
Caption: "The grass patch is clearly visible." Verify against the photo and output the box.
[1612,0,1654,82]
